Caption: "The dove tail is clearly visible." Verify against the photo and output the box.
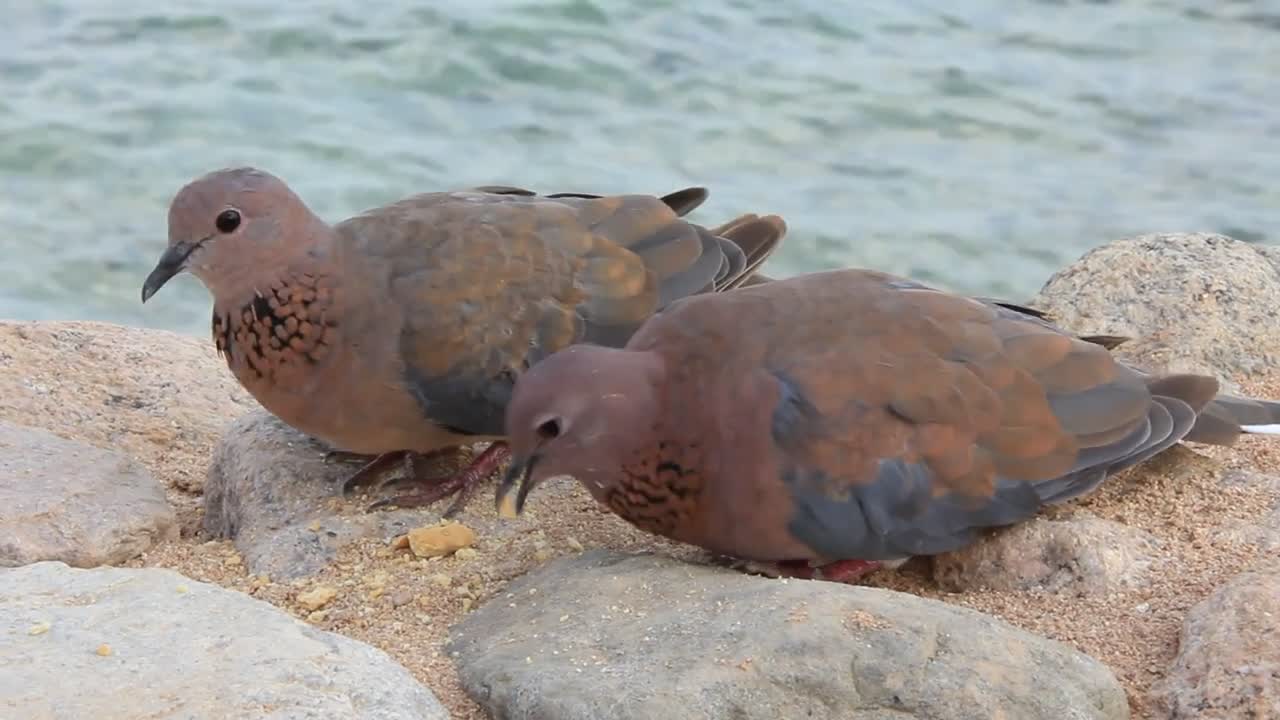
[1138,373,1280,446]
[709,214,787,290]
[1184,392,1280,445]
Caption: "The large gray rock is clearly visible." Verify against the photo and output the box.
[203,410,427,580]
[1032,232,1280,381]
[0,561,449,720]
[448,550,1129,720]
[0,421,176,567]
[1150,562,1280,718]
[932,513,1163,595]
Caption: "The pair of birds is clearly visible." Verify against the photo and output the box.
[142,167,1280,584]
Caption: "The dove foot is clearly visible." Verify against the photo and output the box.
[719,556,884,584]
[338,448,465,495]
[335,450,423,494]
[769,558,884,584]
[365,442,511,518]
[324,449,389,466]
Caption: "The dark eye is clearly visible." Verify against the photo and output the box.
[536,418,561,440]
[215,209,241,233]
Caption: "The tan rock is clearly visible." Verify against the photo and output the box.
[0,321,253,498]
[932,513,1163,595]
[1150,562,1280,718]
[408,522,476,559]
[296,585,338,611]
[1033,232,1280,381]
[0,421,178,568]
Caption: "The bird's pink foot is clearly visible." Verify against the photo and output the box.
[334,450,420,494]
[366,442,511,518]
[768,558,884,584]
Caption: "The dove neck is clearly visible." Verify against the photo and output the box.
[203,217,337,309]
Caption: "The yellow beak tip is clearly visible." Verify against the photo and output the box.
[497,493,520,520]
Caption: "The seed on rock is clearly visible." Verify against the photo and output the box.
[407,522,476,558]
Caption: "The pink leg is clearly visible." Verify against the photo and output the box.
[336,447,459,495]
[366,442,511,518]
[761,558,884,584]
[808,558,885,584]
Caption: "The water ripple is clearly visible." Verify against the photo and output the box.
[2,0,1279,335]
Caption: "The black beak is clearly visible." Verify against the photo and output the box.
[141,238,204,303]
[495,452,540,519]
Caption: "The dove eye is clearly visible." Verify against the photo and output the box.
[215,209,241,233]
[536,418,562,440]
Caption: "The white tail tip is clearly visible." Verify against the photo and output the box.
[1240,423,1280,435]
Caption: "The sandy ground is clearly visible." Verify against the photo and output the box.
[3,322,1277,719]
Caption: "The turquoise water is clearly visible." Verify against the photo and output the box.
[4,1,1279,337]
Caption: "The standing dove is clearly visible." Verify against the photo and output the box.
[140,167,786,516]
[496,267,1280,582]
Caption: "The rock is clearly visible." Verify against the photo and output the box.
[448,550,1129,720]
[1032,233,1280,381]
[1210,470,1280,553]
[0,561,449,720]
[297,585,339,611]
[1150,562,1280,718]
[931,513,1163,595]
[203,409,438,580]
[204,409,567,580]
[1210,500,1280,553]
[0,321,254,498]
[0,421,177,568]
[1219,469,1280,493]
[408,522,476,558]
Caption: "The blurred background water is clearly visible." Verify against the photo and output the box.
[3,0,1278,336]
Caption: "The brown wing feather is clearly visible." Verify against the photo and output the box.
[341,188,783,437]
[656,269,1199,561]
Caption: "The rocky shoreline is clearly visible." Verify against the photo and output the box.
[2,232,1278,719]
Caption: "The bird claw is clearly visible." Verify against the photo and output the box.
[323,449,379,466]
[726,557,884,585]
[782,558,884,584]
[359,443,511,517]
[339,451,412,495]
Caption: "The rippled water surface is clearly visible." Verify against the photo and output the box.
[4,1,1279,335]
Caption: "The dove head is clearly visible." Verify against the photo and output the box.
[142,167,326,304]
[496,344,668,518]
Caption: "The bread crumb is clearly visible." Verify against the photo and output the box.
[408,522,476,558]
[297,585,338,610]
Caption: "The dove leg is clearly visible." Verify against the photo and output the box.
[810,559,884,583]
[770,558,884,584]
[336,448,461,495]
[325,449,389,466]
[719,556,884,584]
[366,442,511,517]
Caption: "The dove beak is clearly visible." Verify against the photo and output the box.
[495,452,541,519]
[141,237,206,303]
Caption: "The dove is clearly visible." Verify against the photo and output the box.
[141,167,785,516]
[495,267,1280,582]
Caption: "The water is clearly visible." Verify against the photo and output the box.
[4,1,1279,337]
